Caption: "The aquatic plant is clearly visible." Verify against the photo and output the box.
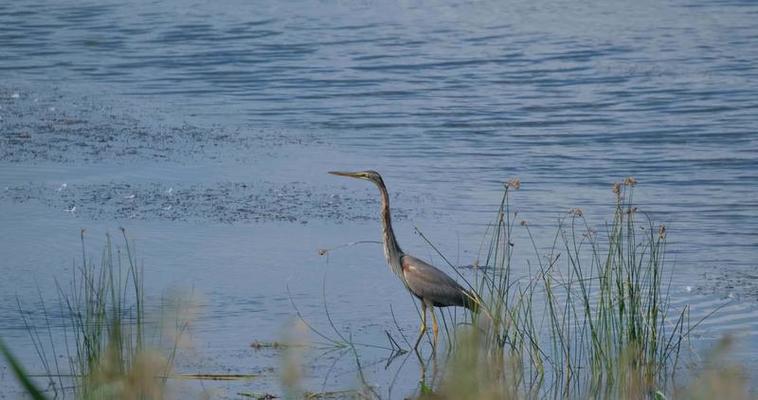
[4,228,182,399]
[426,329,748,400]
[0,336,47,400]
[424,178,706,398]
[2,181,745,400]
[300,177,737,398]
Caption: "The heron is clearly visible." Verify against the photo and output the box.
[329,170,478,349]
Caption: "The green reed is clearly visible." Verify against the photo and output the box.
[2,228,176,399]
[451,178,691,398]
[2,181,734,400]
[387,177,703,397]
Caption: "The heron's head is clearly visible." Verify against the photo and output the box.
[328,170,384,185]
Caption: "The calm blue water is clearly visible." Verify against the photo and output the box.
[1,0,757,397]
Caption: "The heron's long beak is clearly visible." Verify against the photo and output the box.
[328,171,363,179]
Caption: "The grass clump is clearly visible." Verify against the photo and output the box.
[3,228,178,399]
[450,178,695,398]
[427,329,747,400]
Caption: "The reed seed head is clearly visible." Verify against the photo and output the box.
[507,177,521,190]
[612,182,621,195]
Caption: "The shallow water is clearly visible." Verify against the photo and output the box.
[1,0,757,397]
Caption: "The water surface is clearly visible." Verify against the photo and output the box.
[1,0,757,397]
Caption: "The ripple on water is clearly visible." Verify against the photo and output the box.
[1,0,758,395]
[0,85,325,163]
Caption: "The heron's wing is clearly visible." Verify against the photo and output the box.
[401,255,469,307]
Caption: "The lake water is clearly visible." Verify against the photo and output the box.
[1,0,757,397]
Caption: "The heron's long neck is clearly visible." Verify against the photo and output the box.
[377,181,404,277]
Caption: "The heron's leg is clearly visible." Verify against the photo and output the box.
[430,307,439,346]
[414,302,427,349]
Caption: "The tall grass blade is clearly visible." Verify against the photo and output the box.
[0,337,49,400]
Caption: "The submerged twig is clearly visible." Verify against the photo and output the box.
[318,240,382,256]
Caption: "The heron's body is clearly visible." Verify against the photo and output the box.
[329,170,476,348]
[401,255,471,308]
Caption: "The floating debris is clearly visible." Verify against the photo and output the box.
[173,373,258,381]
[0,84,325,163]
[238,393,278,400]
[305,390,362,399]
[250,340,309,350]
[0,182,422,224]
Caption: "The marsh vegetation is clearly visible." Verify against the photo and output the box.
[1,180,747,399]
